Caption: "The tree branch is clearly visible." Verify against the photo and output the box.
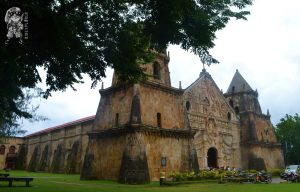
[58,0,88,15]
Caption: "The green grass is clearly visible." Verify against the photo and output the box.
[0,170,300,192]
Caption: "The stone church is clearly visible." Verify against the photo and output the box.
[0,52,284,183]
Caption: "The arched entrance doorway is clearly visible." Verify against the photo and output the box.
[207,148,218,168]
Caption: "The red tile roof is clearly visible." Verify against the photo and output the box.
[25,115,95,138]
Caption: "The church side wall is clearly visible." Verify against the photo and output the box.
[26,121,93,173]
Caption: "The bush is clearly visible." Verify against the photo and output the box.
[270,169,283,177]
[169,172,185,181]
[247,169,258,174]
[169,170,232,181]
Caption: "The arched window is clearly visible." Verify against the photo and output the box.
[153,62,161,79]
[157,113,162,128]
[186,101,191,111]
[227,112,231,121]
[0,145,5,155]
[9,146,16,154]
[231,86,235,93]
[235,107,239,114]
[229,99,234,108]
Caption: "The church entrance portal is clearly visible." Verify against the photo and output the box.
[207,148,218,168]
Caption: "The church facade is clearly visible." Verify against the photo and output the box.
[0,52,284,183]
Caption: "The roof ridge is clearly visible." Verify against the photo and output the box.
[25,115,95,137]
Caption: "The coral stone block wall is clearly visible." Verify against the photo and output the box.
[25,117,94,173]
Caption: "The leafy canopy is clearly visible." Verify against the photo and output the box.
[0,0,253,135]
[275,114,300,165]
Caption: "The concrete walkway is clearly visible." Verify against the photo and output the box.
[272,178,285,184]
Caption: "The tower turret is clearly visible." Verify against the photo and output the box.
[225,69,262,115]
[224,69,283,170]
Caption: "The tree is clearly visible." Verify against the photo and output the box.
[0,0,253,135]
[0,88,47,137]
[275,114,300,165]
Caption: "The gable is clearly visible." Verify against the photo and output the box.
[183,71,238,126]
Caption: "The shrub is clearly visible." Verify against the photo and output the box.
[270,169,283,177]
[169,170,241,182]
[169,171,185,181]
[247,169,258,174]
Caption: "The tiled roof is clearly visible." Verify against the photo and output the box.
[25,115,95,138]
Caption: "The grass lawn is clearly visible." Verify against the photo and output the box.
[0,170,300,192]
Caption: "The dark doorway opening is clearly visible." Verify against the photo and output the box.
[207,147,218,168]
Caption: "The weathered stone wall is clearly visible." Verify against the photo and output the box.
[239,113,284,170]
[94,86,134,130]
[0,137,24,169]
[26,119,93,173]
[183,71,241,169]
[139,83,184,129]
[81,130,192,182]
[143,134,191,181]
[239,113,277,143]
[226,91,262,115]
[241,143,284,170]
[81,135,126,180]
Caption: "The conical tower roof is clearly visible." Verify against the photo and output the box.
[226,69,253,94]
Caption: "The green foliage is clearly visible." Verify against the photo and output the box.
[247,169,258,173]
[270,168,283,177]
[275,114,300,165]
[0,0,253,136]
[0,88,47,136]
[169,170,235,181]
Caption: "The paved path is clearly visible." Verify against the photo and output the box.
[272,178,284,184]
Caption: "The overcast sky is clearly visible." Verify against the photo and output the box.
[21,0,300,135]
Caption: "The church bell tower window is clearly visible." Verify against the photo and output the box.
[231,86,235,93]
[153,62,161,80]
[229,99,234,108]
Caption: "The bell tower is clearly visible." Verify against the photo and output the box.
[112,51,171,87]
[224,69,284,170]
